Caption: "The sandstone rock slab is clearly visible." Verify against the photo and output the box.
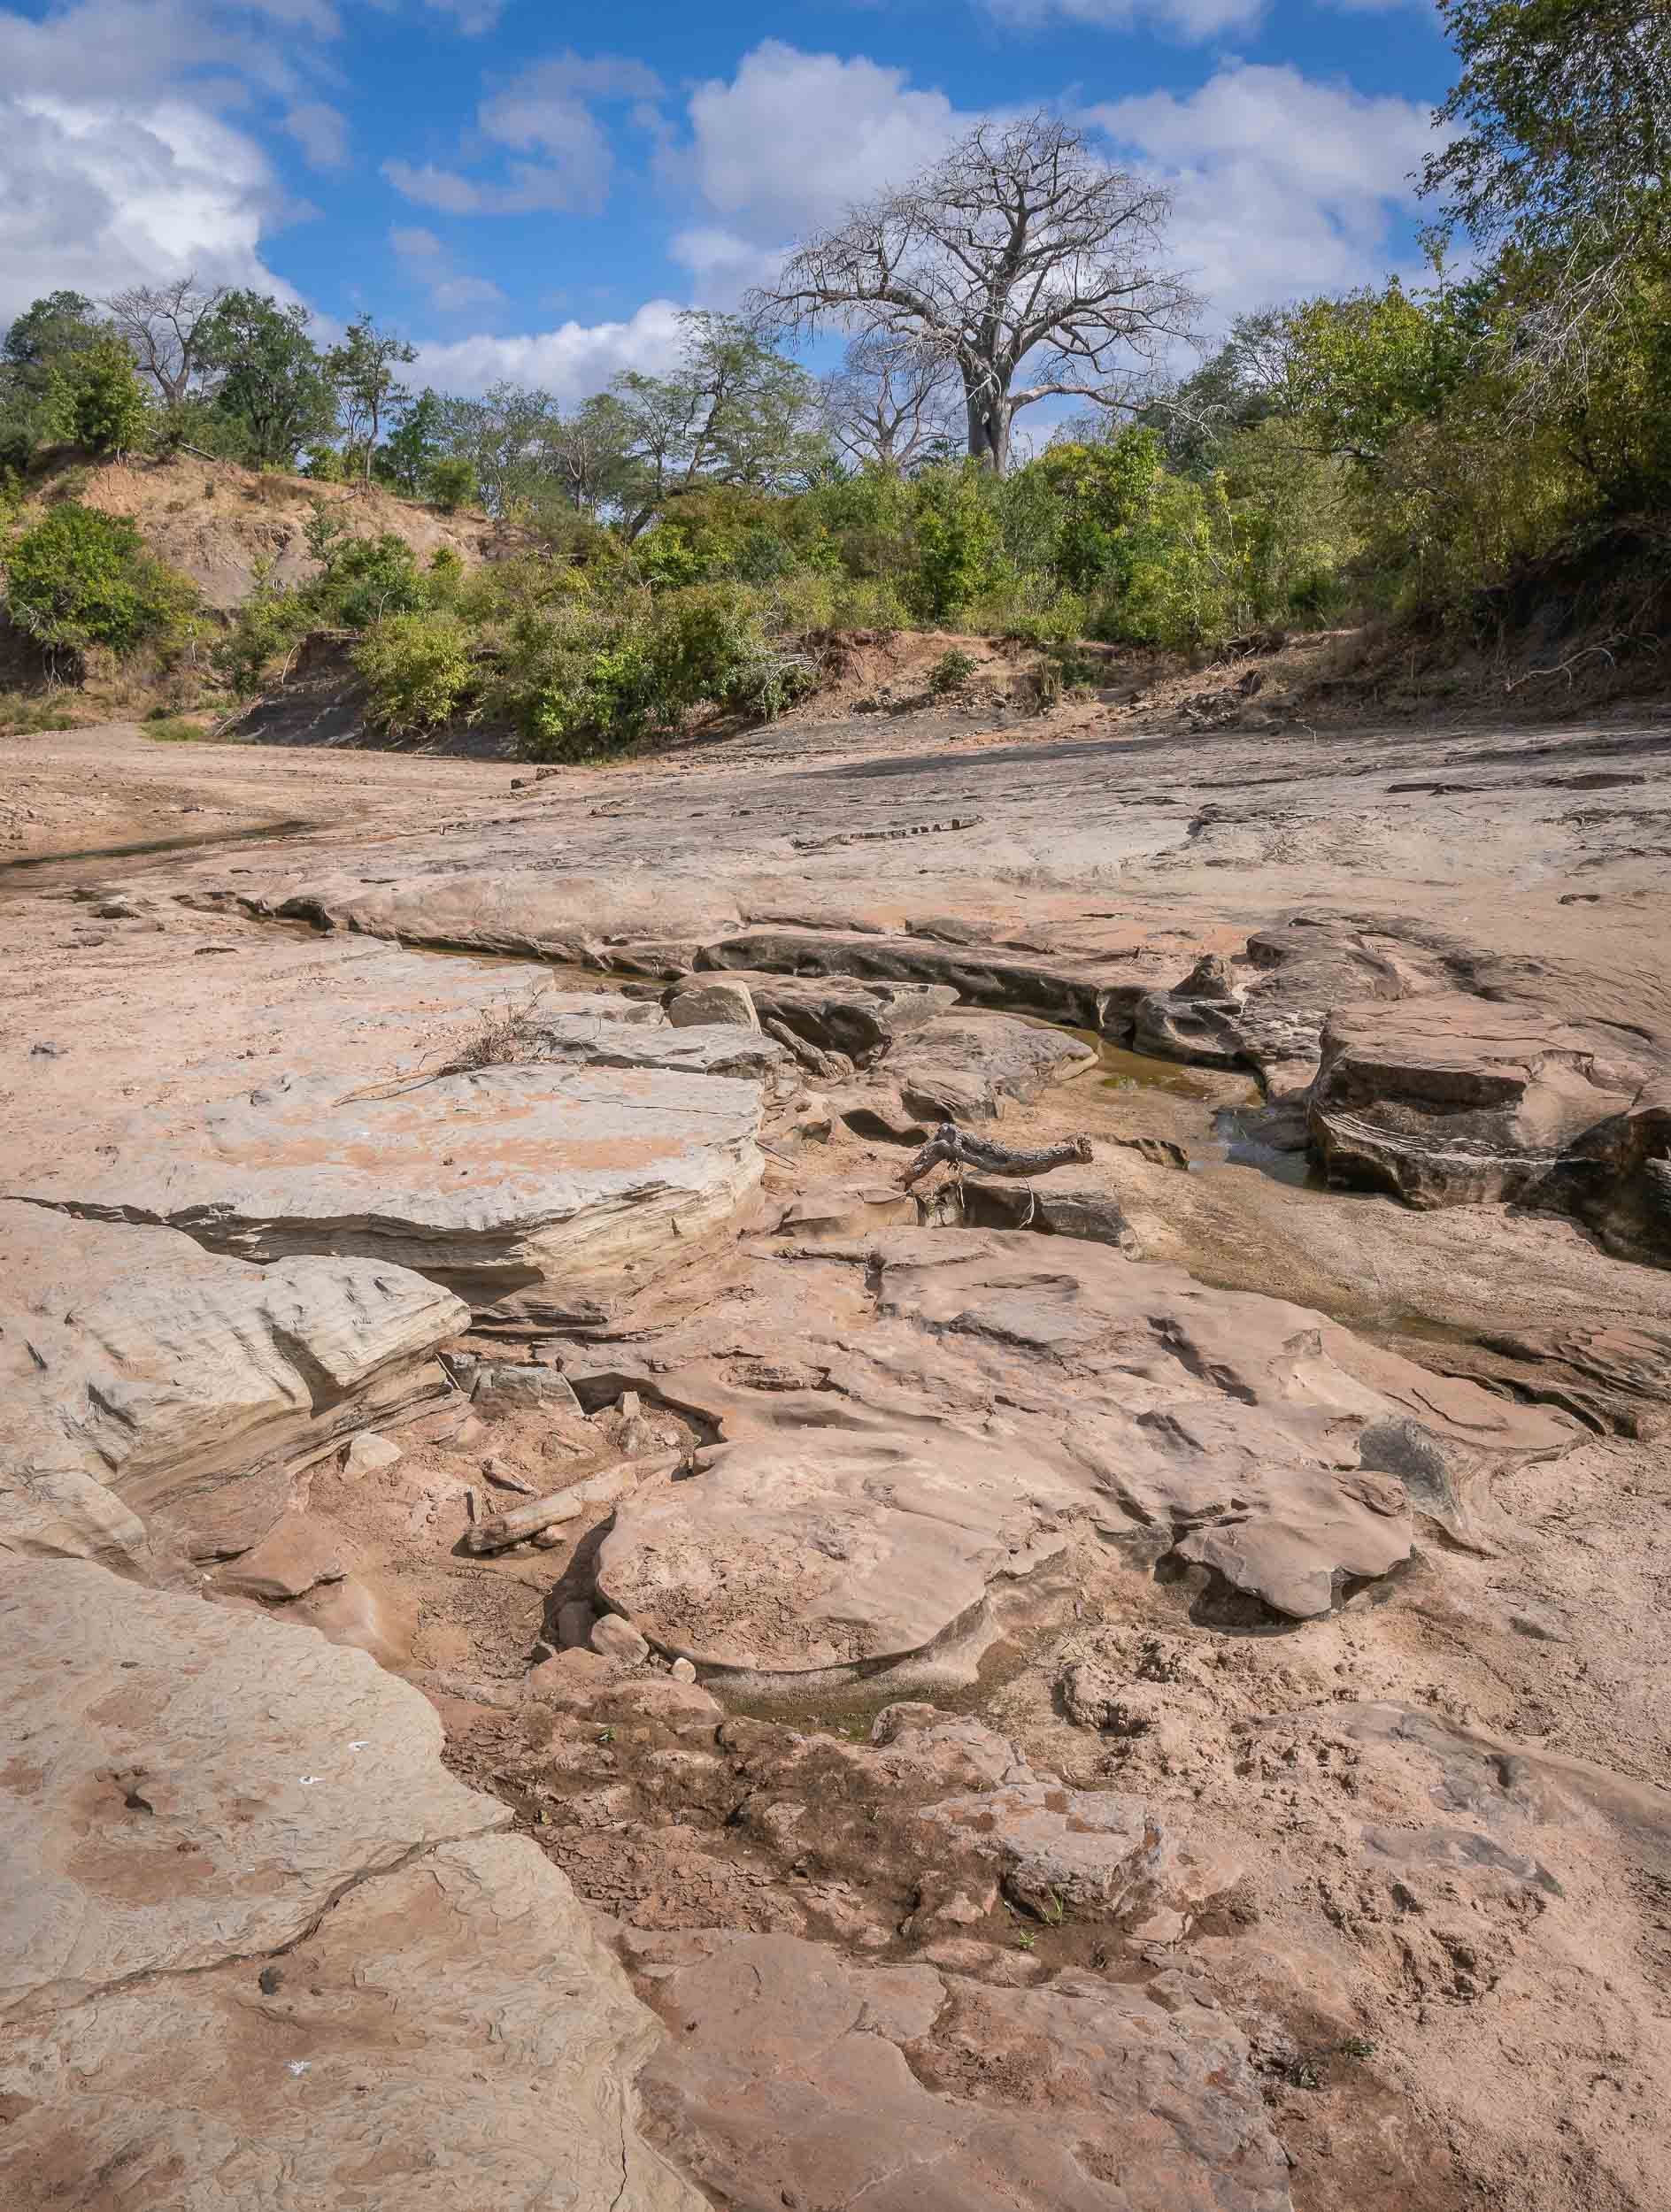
[516,1010,788,1081]
[212,1509,346,1599]
[0,1562,705,2210]
[691,966,958,1063]
[0,1201,466,1570]
[888,1012,1096,1123]
[10,1064,766,1322]
[701,926,1139,1033]
[596,1430,1080,1680]
[569,1226,1578,1621]
[0,1562,493,2017]
[668,978,759,1030]
[1309,996,1650,1208]
[635,1932,1292,2212]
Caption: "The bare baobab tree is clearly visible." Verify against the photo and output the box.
[752,114,1197,475]
[102,274,227,404]
[819,329,961,472]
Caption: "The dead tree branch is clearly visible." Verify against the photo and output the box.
[899,1123,1093,1188]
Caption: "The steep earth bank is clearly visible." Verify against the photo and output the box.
[2,698,1668,2209]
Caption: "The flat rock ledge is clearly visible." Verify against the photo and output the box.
[0,1562,705,2211]
[632,1929,1293,2212]
[9,1061,766,1323]
[1308,996,1657,1213]
[0,1200,467,1571]
[596,1430,1082,1684]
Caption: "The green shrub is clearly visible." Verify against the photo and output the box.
[304,530,424,628]
[928,646,979,695]
[43,338,150,457]
[910,464,1003,621]
[495,600,658,762]
[963,581,1088,646]
[353,610,474,733]
[830,577,908,634]
[492,576,823,763]
[0,695,79,733]
[215,565,309,695]
[3,503,196,662]
[427,456,476,513]
[142,714,217,742]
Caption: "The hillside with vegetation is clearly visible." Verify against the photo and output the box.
[2,0,1667,751]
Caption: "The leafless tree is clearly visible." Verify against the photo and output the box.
[752,114,1197,475]
[102,274,227,404]
[819,330,961,473]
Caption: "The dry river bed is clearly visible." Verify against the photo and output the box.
[2,699,1669,2212]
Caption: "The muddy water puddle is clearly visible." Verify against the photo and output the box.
[1195,1106,1324,1190]
[1092,1038,1256,1106]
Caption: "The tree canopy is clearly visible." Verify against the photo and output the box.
[752,114,1196,474]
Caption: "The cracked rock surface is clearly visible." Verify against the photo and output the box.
[0,1561,705,2210]
[4,703,1671,2212]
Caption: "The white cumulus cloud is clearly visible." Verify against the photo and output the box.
[0,0,329,323]
[1086,64,1437,323]
[389,221,505,314]
[284,101,350,172]
[673,41,971,246]
[385,50,666,220]
[982,0,1267,40]
[409,299,687,398]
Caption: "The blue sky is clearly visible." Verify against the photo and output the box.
[0,0,1457,402]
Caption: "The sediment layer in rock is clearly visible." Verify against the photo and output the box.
[0,1199,466,1571]
[9,1063,766,1321]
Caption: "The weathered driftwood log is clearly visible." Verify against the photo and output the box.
[460,1487,584,1554]
[459,1450,689,1555]
[899,1123,1093,1189]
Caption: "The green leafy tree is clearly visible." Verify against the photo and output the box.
[1279,279,1481,467]
[0,291,107,469]
[44,336,150,455]
[909,463,1004,621]
[428,385,554,515]
[380,388,443,495]
[427,456,477,513]
[1136,309,1291,476]
[1033,432,1167,593]
[199,292,339,469]
[327,316,417,481]
[1422,1,1671,396]
[612,312,822,534]
[1423,0,1671,252]
[4,502,196,662]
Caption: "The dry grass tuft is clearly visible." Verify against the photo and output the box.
[439,986,551,1072]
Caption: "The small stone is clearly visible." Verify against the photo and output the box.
[668,979,760,1031]
[1128,1908,1188,1945]
[590,1613,651,1665]
[481,1456,536,1494]
[531,1525,567,1550]
[472,1364,583,1416]
[343,1430,403,1476]
[670,1657,697,1683]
